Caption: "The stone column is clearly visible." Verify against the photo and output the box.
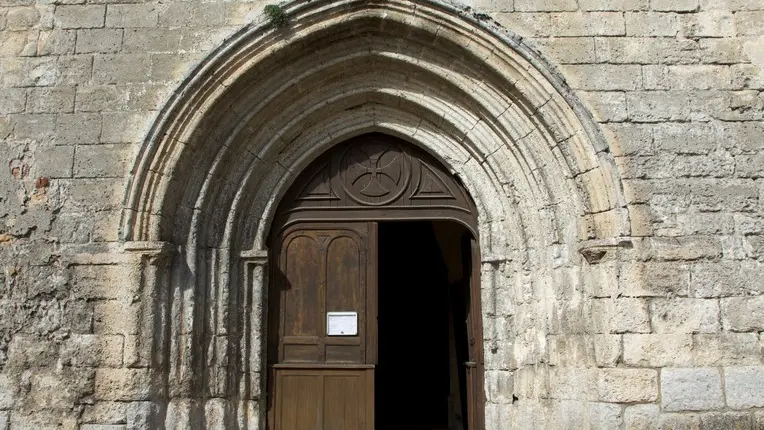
[238,249,269,430]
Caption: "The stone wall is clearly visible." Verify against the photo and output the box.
[0,0,762,428]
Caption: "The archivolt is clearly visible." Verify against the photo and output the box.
[121,0,629,258]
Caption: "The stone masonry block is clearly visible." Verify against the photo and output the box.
[699,412,753,430]
[588,402,623,428]
[550,12,625,36]
[725,366,764,409]
[55,113,102,145]
[62,178,124,213]
[623,334,694,367]
[661,368,724,411]
[54,5,105,29]
[591,298,650,333]
[122,28,181,53]
[702,39,748,65]
[494,12,551,37]
[158,2,225,28]
[27,86,75,113]
[12,114,55,140]
[0,374,18,409]
[691,261,764,297]
[623,404,658,429]
[73,143,134,178]
[649,298,720,333]
[82,401,127,424]
[600,123,653,157]
[0,88,27,114]
[578,91,628,122]
[565,64,642,91]
[93,299,140,335]
[35,145,74,178]
[100,111,154,143]
[651,0,698,11]
[625,12,680,36]
[597,368,658,402]
[593,334,622,367]
[736,153,764,178]
[70,264,138,300]
[693,333,762,366]
[550,368,595,400]
[95,369,155,401]
[127,401,159,429]
[597,37,701,64]
[6,7,40,30]
[37,30,76,56]
[682,10,735,38]
[80,425,126,430]
[721,296,764,331]
[626,91,691,122]
[93,55,151,84]
[515,0,577,11]
[75,86,129,112]
[0,411,7,430]
[105,4,158,28]
[652,122,720,155]
[60,334,123,367]
[0,30,41,58]
[659,413,702,429]
[619,261,690,297]
[578,0,647,10]
[528,37,596,64]
[699,0,763,9]
[735,11,764,35]
[57,55,93,85]
[485,370,514,404]
[25,368,95,409]
[76,29,122,54]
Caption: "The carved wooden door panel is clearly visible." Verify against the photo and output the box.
[268,222,376,430]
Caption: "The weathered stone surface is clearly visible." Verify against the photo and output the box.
[76,29,123,54]
[597,368,658,402]
[105,4,158,28]
[81,401,127,424]
[721,296,764,331]
[691,261,764,297]
[590,298,651,333]
[693,333,762,366]
[60,334,123,367]
[624,334,694,367]
[0,375,17,409]
[725,366,764,409]
[623,404,658,429]
[54,6,105,29]
[94,369,154,401]
[661,368,724,411]
[649,298,720,333]
[699,412,753,430]
[593,334,622,367]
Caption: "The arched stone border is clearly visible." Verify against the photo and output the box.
[119,0,632,427]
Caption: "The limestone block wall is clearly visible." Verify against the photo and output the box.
[0,0,761,428]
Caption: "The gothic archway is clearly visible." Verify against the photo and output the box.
[119,0,631,427]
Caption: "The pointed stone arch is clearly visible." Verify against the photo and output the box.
[119,0,631,427]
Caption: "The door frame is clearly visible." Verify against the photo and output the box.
[265,134,486,429]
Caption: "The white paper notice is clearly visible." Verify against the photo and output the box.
[326,312,358,336]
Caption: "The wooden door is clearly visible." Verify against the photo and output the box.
[268,222,376,430]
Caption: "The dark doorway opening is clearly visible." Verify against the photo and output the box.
[376,220,472,430]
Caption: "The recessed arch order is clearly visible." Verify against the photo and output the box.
[119,0,631,427]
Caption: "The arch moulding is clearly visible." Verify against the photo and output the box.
[118,0,632,427]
